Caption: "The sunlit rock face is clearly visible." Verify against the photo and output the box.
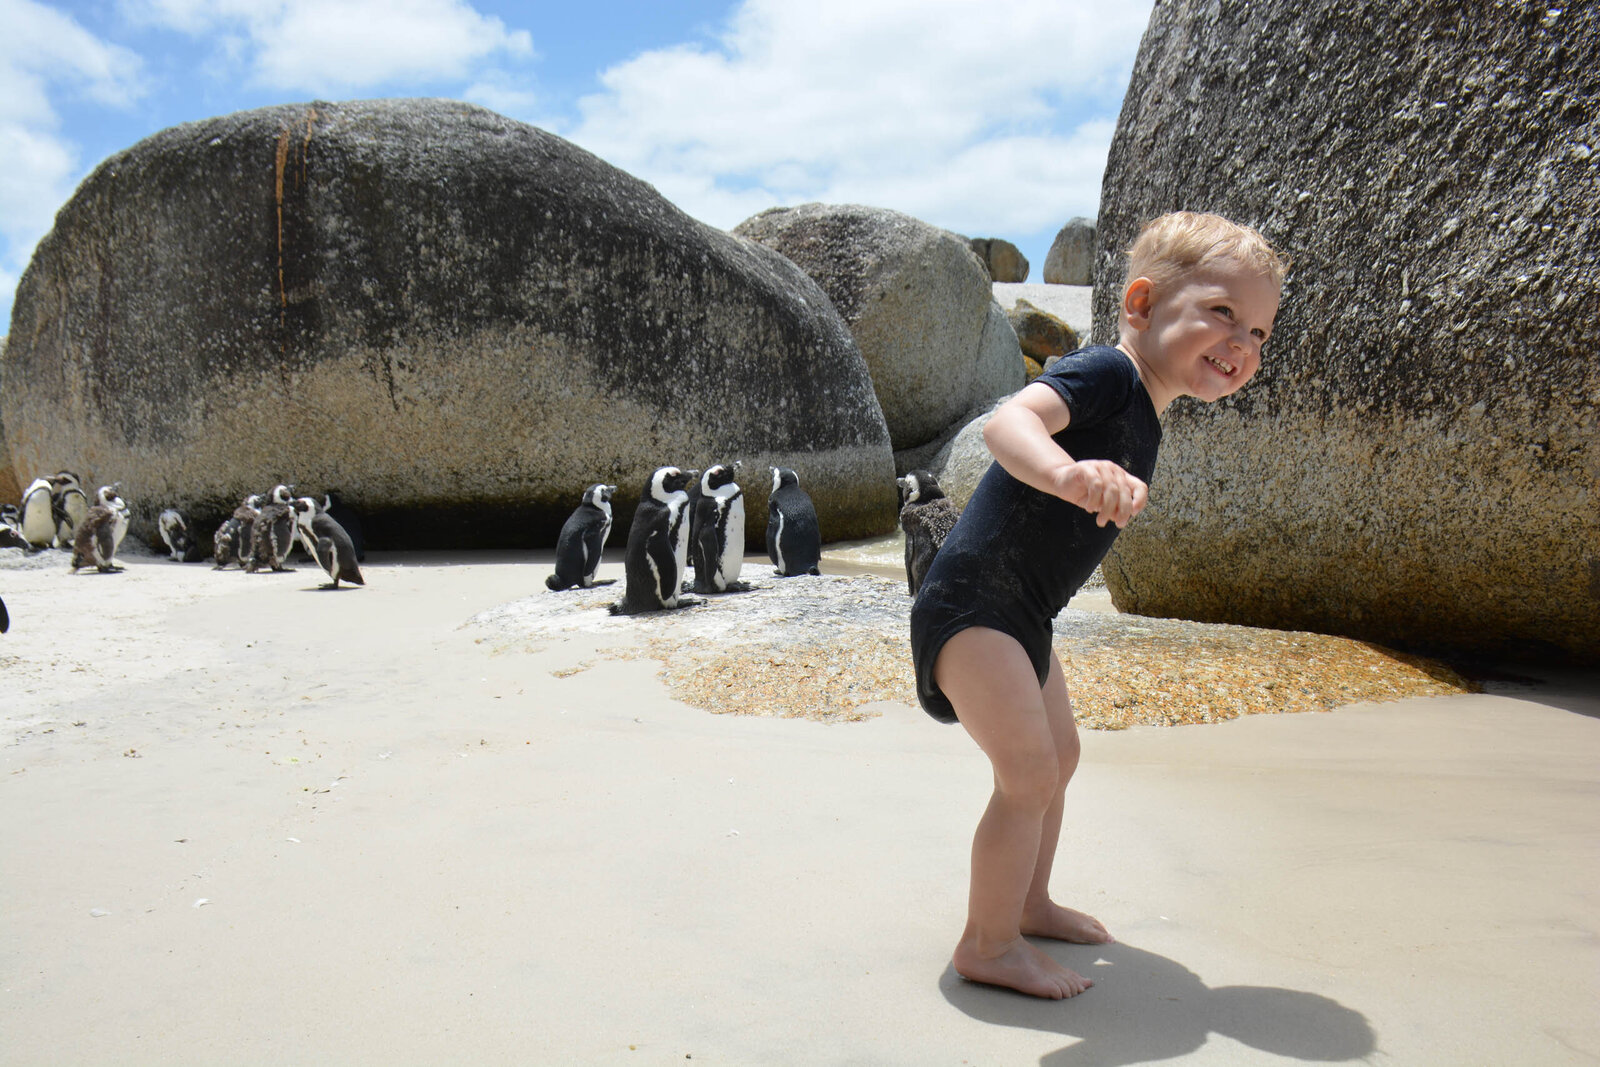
[2,99,897,548]
[1094,2,1599,663]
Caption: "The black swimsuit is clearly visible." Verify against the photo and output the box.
[909,346,1162,723]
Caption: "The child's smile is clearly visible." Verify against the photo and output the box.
[1118,265,1280,412]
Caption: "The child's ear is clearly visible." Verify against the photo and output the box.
[1122,277,1154,331]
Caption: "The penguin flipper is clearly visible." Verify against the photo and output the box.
[0,594,9,633]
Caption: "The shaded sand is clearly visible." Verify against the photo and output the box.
[2,546,1596,1065]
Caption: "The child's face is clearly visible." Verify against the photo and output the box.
[1126,262,1280,405]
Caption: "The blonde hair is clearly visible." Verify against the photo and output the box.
[1125,211,1289,293]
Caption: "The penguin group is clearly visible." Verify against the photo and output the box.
[1,470,133,574]
[211,484,365,589]
[16,471,90,551]
[543,462,831,615]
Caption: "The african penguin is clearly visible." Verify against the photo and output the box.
[690,464,749,594]
[766,467,821,577]
[322,492,365,561]
[157,508,202,562]
[292,497,364,589]
[546,483,616,591]
[0,506,28,551]
[896,469,961,597]
[0,594,8,634]
[19,478,55,548]
[70,485,129,573]
[213,493,262,569]
[50,471,89,549]
[247,485,297,573]
[609,466,697,615]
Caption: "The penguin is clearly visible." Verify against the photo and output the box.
[546,483,616,591]
[70,485,130,573]
[0,506,29,551]
[609,466,697,615]
[322,491,365,561]
[292,497,365,589]
[896,469,961,597]
[0,594,8,634]
[247,485,297,573]
[690,463,749,594]
[766,467,821,577]
[213,493,262,569]
[157,508,201,562]
[19,477,55,548]
[50,471,89,549]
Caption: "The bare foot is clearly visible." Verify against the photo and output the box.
[953,936,1093,999]
[1021,901,1115,944]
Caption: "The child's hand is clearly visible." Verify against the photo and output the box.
[1053,460,1148,528]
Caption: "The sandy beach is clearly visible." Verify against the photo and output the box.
[2,546,1596,1065]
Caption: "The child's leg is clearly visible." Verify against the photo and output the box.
[934,626,1093,999]
[1020,652,1113,944]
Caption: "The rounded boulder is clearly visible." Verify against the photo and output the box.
[734,204,1023,453]
[1,99,897,547]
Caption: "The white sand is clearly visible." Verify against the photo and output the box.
[2,547,1596,1064]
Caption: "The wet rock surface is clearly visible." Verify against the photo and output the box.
[470,565,1474,725]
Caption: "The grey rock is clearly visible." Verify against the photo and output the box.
[734,204,1025,452]
[1,100,897,548]
[968,237,1030,282]
[926,398,1007,511]
[1043,217,1096,285]
[1094,0,1600,664]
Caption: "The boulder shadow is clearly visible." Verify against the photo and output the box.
[941,940,1375,1066]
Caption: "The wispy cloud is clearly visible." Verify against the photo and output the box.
[124,0,534,94]
[553,0,1150,239]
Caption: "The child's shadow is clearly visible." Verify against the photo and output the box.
[941,940,1375,1066]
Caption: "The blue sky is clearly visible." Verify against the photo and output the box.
[1,0,1154,329]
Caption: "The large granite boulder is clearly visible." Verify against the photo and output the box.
[1043,217,1095,285]
[1094,1,1600,663]
[734,204,1024,453]
[1,99,897,548]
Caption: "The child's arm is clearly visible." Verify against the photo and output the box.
[982,382,1149,528]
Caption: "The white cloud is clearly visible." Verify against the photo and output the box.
[125,0,533,95]
[0,0,145,317]
[461,73,543,121]
[558,0,1152,242]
